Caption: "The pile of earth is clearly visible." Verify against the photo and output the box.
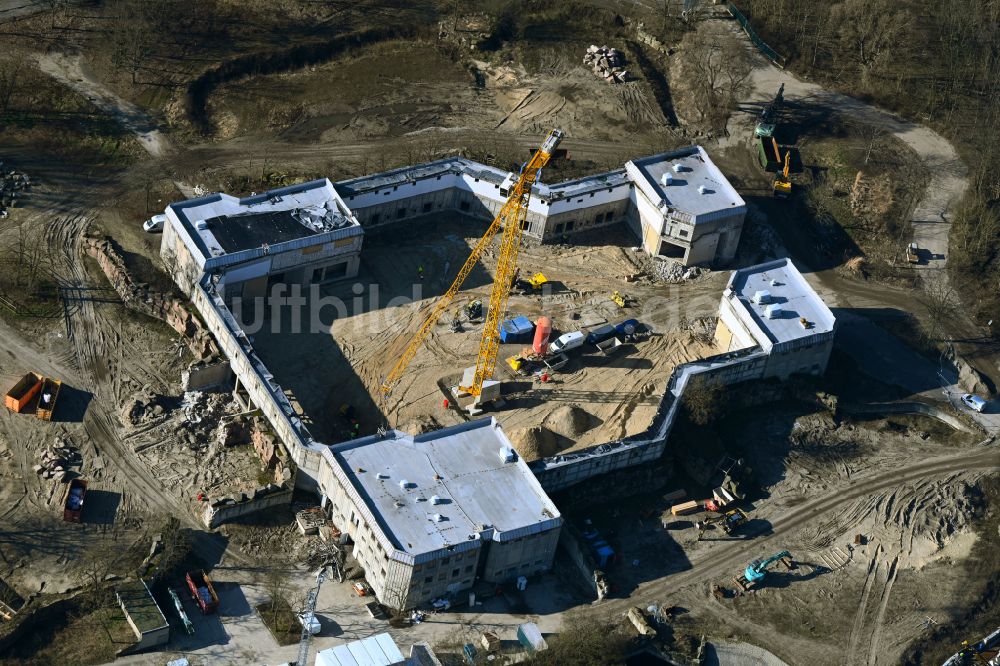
[509,426,560,460]
[542,404,595,438]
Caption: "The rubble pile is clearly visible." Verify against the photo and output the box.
[122,393,170,427]
[32,437,80,482]
[650,257,704,283]
[583,45,628,83]
[175,390,237,451]
[0,164,31,219]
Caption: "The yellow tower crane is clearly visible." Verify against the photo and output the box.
[380,129,564,399]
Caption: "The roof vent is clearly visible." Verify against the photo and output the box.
[499,447,517,464]
[765,304,782,319]
[698,185,707,195]
[433,513,445,523]
[195,220,208,231]
[770,279,778,287]
[672,163,683,173]
[394,500,404,508]
[752,290,771,305]
[376,472,389,480]
[799,317,814,329]
[660,172,674,187]
[399,479,411,490]
[431,495,443,505]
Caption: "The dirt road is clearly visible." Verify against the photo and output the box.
[34,52,172,158]
[606,447,998,611]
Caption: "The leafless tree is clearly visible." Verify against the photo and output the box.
[682,24,752,130]
[0,54,26,117]
[829,0,910,83]
[108,0,157,86]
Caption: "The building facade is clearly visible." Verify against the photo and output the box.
[316,419,562,610]
[714,258,836,379]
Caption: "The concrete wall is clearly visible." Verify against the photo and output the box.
[182,361,234,391]
[530,346,769,492]
[201,484,293,528]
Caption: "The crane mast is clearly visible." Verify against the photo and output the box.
[460,129,563,398]
[380,129,563,398]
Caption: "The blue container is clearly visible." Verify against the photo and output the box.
[499,316,534,343]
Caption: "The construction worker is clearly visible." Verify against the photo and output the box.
[417,265,424,280]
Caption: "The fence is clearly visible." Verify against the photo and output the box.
[728,3,787,68]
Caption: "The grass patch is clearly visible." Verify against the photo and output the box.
[0,604,135,666]
[255,599,300,646]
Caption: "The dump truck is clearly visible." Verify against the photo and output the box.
[186,569,219,614]
[4,372,42,413]
[35,377,61,421]
[905,242,920,264]
[63,478,88,522]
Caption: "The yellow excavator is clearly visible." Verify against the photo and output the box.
[380,129,564,402]
[773,148,792,197]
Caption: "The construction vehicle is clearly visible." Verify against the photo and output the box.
[62,478,87,522]
[464,300,483,320]
[610,290,629,308]
[905,242,920,264]
[511,271,548,295]
[754,83,784,138]
[380,129,563,401]
[697,508,749,538]
[185,569,219,614]
[295,569,326,666]
[773,149,792,197]
[733,550,794,592]
[4,372,42,413]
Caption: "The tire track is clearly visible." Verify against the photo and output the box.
[604,448,999,612]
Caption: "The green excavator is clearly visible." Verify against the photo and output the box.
[733,550,794,592]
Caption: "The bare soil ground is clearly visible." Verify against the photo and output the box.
[249,214,722,459]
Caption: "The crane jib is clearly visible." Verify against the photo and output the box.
[380,129,563,400]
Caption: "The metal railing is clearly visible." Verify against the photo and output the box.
[728,3,787,68]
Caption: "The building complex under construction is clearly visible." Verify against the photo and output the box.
[160,141,833,609]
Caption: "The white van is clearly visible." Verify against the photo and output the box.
[550,331,584,354]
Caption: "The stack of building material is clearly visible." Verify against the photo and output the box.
[33,437,80,481]
[583,45,628,83]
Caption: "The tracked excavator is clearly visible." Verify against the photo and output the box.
[733,550,794,591]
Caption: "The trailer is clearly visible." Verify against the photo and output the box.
[185,569,219,614]
[35,377,61,421]
[4,372,42,413]
[63,478,87,523]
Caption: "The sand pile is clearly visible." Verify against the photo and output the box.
[508,426,559,460]
[400,415,442,435]
[542,404,594,438]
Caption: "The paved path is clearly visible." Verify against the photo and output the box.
[721,19,968,288]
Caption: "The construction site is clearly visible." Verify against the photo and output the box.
[0,1,998,666]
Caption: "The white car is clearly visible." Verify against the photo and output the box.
[298,611,321,635]
[960,393,987,413]
[143,214,167,233]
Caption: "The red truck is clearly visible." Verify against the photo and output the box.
[186,569,219,614]
[63,479,87,523]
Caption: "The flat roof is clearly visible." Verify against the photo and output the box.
[117,580,168,634]
[334,157,630,203]
[329,418,561,557]
[167,178,359,261]
[628,145,745,218]
[728,258,835,345]
[315,633,405,666]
